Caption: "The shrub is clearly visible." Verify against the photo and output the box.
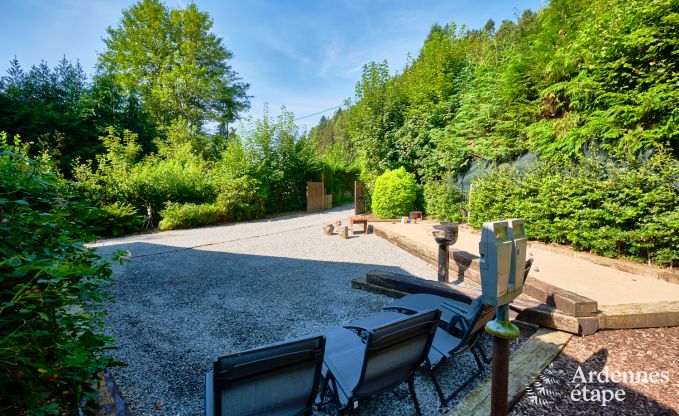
[71,128,141,207]
[91,201,143,237]
[0,136,117,413]
[73,131,217,223]
[158,202,222,230]
[371,167,418,218]
[333,193,355,206]
[215,177,265,222]
[423,179,464,222]
[128,149,216,219]
[468,153,679,266]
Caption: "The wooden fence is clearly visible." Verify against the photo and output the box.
[307,182,325,212]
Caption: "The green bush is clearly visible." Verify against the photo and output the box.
[468,153,679,266]
[91,201,143,237]
[423,179,464,222]
[128,149,216,219]
[215,177,265,222]
[158,202,222,230]
[73,131,217,223]
[371,167,418,218]
[0,136,117,413]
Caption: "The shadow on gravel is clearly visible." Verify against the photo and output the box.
[100,241,485,415]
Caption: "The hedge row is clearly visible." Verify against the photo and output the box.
[468,153,678,266]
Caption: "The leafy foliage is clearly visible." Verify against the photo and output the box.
[0,0,251,175]
[468,153,679,266]
[423,179,464,222]
[0,57,157,173]
[331,0,677,176]
[73,109,325,229]
[91,201,143,237]
[157,202,222,231]
[215,176,265,222]
[240,109,320,213]
[98,0,249,129]
[371,167,418,219]
[0,135,118,413]
[311,0,678,265]
[73,128,216,221]
[307,108,360,200]
[345,61,406,182]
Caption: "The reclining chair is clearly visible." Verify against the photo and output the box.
[345,295,496,406]
[385,258,533,333]
[206,335,325,416]
[317,309,441,415]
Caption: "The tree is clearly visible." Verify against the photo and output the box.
[241,108,318,213]
[98,0,249,129]
[345,60,406,180]
[0,57,103,170]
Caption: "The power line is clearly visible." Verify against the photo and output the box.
[230,104,344,137]
[293,105,342,121]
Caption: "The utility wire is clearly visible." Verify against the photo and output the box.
[230,104,344,137]
[293,105,342,121]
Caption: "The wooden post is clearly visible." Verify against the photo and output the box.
[467,183,473,221]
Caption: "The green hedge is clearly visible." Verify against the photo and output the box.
[128,154,217,219]
[72,131,217,224]
[0,137,117,413]
[423,179,464,222]
[468,153,679,266]
[158,202,223,231]
[215,177,265,222]
[372,167,418,218]
[158,177,268,231]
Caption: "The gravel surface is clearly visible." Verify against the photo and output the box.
[94,207,507,415]
[512,327,679,416]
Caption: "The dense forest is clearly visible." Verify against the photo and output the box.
[309,0,678,266]
[312,0,678,177]
[0,0,349,236]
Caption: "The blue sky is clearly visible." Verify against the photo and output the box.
[0,0,545,131]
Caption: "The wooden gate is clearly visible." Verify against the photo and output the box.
[307,182,325,212]
[354,181,366,214]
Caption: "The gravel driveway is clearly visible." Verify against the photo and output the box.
[94,206,493,415]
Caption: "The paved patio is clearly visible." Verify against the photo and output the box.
[370,221,679,307]
[373,221,679,334]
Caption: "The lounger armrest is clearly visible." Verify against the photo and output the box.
[344,312,407,334]
[383,305,418,314]
[440,303,470,332]
[440,301,470,314]
[343,322,374,335]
